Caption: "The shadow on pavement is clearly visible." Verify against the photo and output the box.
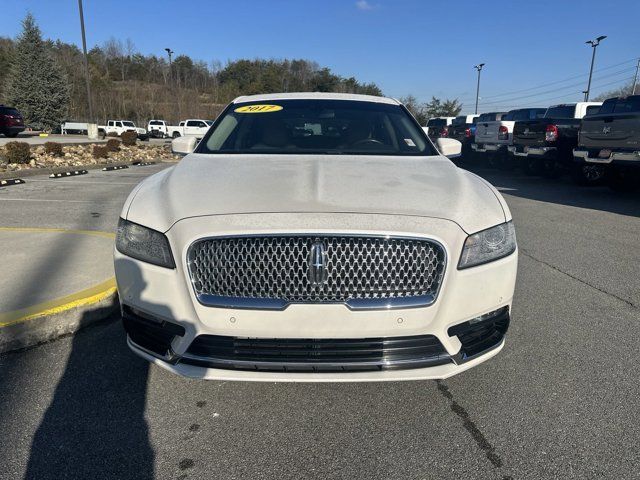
[24,303,154,479]
[457,161,640,219]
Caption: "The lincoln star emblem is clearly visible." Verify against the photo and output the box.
[308,241,329,285]
[602,126,611,134]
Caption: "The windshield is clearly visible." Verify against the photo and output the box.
[426,118,447,127]
[198,99,436,156]
[477,112,505,122]
[545,105,575,118]
[122,121,135,127]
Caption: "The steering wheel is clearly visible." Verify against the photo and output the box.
[352,138,384,147]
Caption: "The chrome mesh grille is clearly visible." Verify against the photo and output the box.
[187,235,445,307]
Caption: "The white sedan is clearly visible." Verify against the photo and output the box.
[114,92,517,382]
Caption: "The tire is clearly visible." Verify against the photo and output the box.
[570,163,606,186]
[172,132,181,138]
[521,157,543,176]
[5,132,19,138]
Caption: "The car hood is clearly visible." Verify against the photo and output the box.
[125,154,507,233]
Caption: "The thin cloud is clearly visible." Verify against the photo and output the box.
[355,0,375,10]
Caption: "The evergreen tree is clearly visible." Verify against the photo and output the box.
[4,13,69,130]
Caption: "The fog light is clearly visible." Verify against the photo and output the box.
[468,307,508,325]
[447,307,510,362]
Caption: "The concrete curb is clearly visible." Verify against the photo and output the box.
[0,281,119,354]
[0,157,178,180]
[0,178,25,187]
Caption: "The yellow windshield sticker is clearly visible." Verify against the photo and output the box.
[234,104,283,113]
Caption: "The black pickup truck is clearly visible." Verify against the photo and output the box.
[573,95,640,190]
[447,114,479,159]
[509,102,601,180]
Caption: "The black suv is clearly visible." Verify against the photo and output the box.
[0,105,25,138]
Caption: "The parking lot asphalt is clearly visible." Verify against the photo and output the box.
[0,163,639,479]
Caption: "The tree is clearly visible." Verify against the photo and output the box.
[4,14,69,130]
[400,95,462,124]
[422,96,462,117]
[441,98,462,116]
[400,95,427,124]
[594,81,635,101]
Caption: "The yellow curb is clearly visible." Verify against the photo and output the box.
[0,227,115,239]
[0,227,117,328]
[0,278,117,328]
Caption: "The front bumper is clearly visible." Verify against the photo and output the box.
[115,213,518,381]
[574,148,640,167]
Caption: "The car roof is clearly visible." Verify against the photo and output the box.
[233,92,399,105]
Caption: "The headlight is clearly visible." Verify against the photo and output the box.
[458,221,516,269]
[116,218,175,268]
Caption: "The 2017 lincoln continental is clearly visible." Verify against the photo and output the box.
[114,92,518,381]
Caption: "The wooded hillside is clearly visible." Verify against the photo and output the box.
[0,32,382,125]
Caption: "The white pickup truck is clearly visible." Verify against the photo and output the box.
[147,120,169,138]
[167,119,212,138]
[472,108,546,168]
[98,120,148,140]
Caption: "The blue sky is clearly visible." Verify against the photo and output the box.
[1,0,638,113]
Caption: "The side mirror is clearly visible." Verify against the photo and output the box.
[422,127,430,135]
[171,136,197,155]
[436,138,462,159]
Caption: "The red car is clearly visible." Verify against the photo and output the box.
[0,105,25,138]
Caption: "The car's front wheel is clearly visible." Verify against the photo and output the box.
[172,132,181,138]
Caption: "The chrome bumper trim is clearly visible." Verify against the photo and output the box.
[574,148,640,163]
[195,293,438,311]
[179,352,454,371]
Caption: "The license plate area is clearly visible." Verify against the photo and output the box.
[598,149,612,159]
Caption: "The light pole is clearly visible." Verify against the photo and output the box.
[631,58,639,95]
[77,0,93,122]
[584,35,606,101]
[474,63,484,114]
[165,47,174,85]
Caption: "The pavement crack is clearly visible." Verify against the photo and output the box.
[520,249,638,310]
[436,380,505,470]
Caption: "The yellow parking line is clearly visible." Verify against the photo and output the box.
[0,278,117,327]
[0,227,118,327]
[0,227,115,239]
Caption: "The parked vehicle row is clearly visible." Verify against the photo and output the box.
[98,120,149,140]
[473,108,547,168]
[56,118,214,140]
[458,95,640,191]
[147,119,212,139]
[509,102,602,179]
